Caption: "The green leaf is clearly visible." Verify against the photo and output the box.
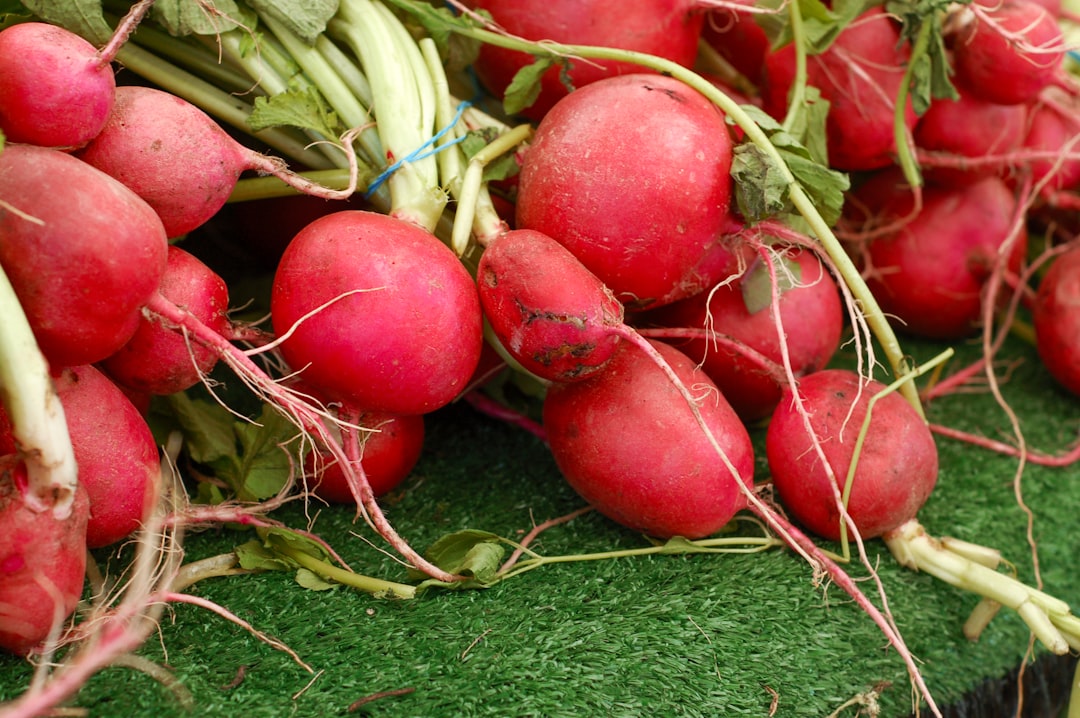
[741,254,803,315]
[20,0,111,43]
[887,0,959,115]
[247,0,337,44]
[149,0,257,36]
[503,57,553,117]
[247,86,341,139]
[164,393,238,465]
[732,144,788,224]
[234,537,293,572]
[460,128,521,183]
[757,0,874,54]
[295,567,339,590]
[410,529,505,585]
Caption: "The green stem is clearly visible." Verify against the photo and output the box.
[893,18,932,189]
[0,262,78,518]
[384,0,925,417]
[277,545,417,599]
[781,0,808,134]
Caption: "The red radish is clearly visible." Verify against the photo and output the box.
[271,210,484,416]
[950,0,1065,106]
[914,89,1028,186]
[0,22,116,149]
[766,369,938,541]
[700,7,771,84]
[762,7,917,171]
[1033,245,1080,396]
[462,0,705,120]
[647,247,844,422]
[477,228,625,382]
[76,85,355,238]
[47,366,160,549]
[542,338,755,539]
[851,172,1026,339]
[305,412,425,504]
[0,143,169,368]
[515,73,736,310]
[1022,89,1080,194]
[0,461,90,655]
[101,245,231,396]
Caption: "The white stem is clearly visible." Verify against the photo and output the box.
[0,264,77,518]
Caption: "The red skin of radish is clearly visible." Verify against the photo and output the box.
[853,172,1026,339]
[463,0,705,121]
[1033,246,1080,397]
[478,228,625,382]
[914,89,1028,186]
[305,413,425,504]
[543,339,756,540]
[766,369,938,542]
[77,85,279,238]
[100,245,230,396]
[516,73,736,310]
[762,7,917,171]
[950,0,1064,106]
[1022,91,1080,193]
[0,143,169,368]
[49,366,161,549]
[0,462,90,656]
[271,210,483,415]
[648,248,844,422]
[0,22,116,149]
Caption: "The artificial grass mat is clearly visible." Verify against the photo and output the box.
[1,335,1079,718]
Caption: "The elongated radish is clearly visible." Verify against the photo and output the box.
[543,338,755,539]
[101,245,231,396]
[515,73,735,309]
[0,143,169,368]
[77,85,358,238]
[462,0,705,120]
[271,210,483,415]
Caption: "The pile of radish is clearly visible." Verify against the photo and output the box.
[3,0,1080,715]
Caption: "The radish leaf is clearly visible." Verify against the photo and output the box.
[20,0,111,43]
[247,0,339,44]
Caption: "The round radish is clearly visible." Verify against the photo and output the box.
[853,172,1026,339]
[542,338,755,539]
[0,461,90,655]
[0,143,169,368]
[477,228,625,382]
[271,210,483,415]
[1033,245,1080,397]
[950,0,1065,106]
[515,73,735,310]
[101,245,231,396]
[76,85,352,238]
[0,22,116,149]
[647,247,844,422]
[305,412,425,504]
[464,0,705,121]
[766,369,938,541]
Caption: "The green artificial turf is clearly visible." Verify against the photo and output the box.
[2,334,1078,718]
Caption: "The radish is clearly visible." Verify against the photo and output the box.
[101,245,231,396]
[1033,244,1080,397]
[761,6,917,171]
[515,73,736,310]
[461,0,706,120]
[949,0,1066,106]
[1022,89,1080,194]
[0,366,162,549]
[766,369,938,542]
[542,338,755,539]
[646,246,845,422]
[305,412,426,504]
[76,85,357,238]
[850,172,1026,339]
[270,210,484,416]
[914,88,1028,186]
[0,22,116,149]
[0,461,90,656]
[477,228,625,382]
[0,143,169,368]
